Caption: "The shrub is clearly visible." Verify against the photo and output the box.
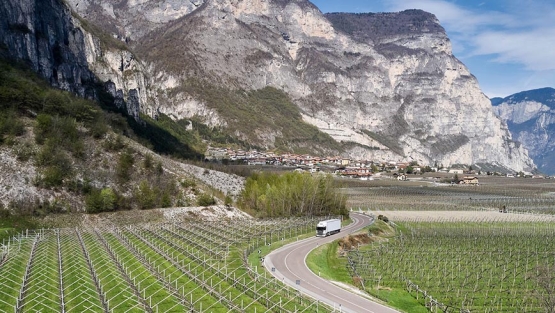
[89,116,108,139]
[8,197,66,216]
[0,110,25,145]
[224,195,233,207]
[377,215,389,223]
[143,153,153,170]
[41,166,65,187]
[135,181,156,210]
[34,113,52,145]
[42,90,67,115]
[54,116,81,154]
[66,178,92,194]
[8,197,38,216]
[180,178,196,188]
[99,188,117,211]
[116,149,134,183]
[15,142,35,162]
[176,195,191,207]
[0,206,10,218]
[116,194,132,211]
[35,143,73,187]
[197,193,216,207]
[103,134,125,151]
[39,199,67,215]
[86,187,118,213]
[86,189,103,213]
[156,161,163,175]
[35,141,55,166]
[34,114,84,157]
[160,192,172,208]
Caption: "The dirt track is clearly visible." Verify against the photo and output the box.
[368,210,555,222]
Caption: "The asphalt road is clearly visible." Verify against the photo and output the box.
[264,212,400,313]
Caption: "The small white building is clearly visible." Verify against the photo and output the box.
[459,176,479,185]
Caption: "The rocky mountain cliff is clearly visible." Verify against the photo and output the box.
[0,0,535,172]
[0,0,151,120]
[492,87,555,175]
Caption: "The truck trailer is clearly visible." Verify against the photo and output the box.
[316,218,341,237]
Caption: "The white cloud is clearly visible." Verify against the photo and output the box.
[473,29,555,70]
[383,0,555,70]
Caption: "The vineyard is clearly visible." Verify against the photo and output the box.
[345,217,555,313]
[340,178,555,312]
[0,217,334,313]
[344,177,555,214]
[3,177,555,313]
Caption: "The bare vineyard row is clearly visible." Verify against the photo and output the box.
[0,217,335,313]
[346,185,555,214]
[347,218,555,313]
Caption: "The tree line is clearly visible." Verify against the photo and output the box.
[238,171,347,218]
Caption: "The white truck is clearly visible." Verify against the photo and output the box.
[316,218,341,237]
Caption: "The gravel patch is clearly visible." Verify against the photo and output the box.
[126,138,245,197]
[161,205,251,220]
[175,164,245,197]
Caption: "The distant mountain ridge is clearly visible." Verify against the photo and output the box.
[492,87,555,175]
[492,87,555,107]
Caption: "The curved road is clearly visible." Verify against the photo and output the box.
[264,213,400,313]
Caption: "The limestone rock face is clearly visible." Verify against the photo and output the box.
[0,0,536,171]
[492,88,555,174]
[0,0,94,97]
[0,0,150,119]
[68,0,205,41]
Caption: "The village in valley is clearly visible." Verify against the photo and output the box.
[205,147,544,185]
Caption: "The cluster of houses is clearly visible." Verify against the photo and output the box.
[206,147,349,167]
[208,147,407,170]
[205,147,489,183]
[206,147,548,182]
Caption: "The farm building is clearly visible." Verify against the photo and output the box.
[459,176,479,185]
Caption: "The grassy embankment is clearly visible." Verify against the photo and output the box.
[0,216,38,243]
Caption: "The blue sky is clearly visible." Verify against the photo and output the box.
[310,0,555,98]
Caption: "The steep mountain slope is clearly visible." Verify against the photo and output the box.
[0,0,535,172]
[492,87,555,174]
[0,59,244,213]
